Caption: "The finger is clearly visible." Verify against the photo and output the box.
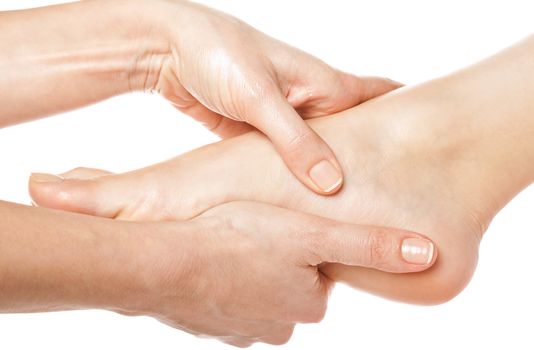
[347,74,404,104]
[303,221,437,273]
[288,71,403,118]
[206,116,255,138]
[220,337,253,348]
[174,101,254,138]
[230,321,295,346]
[28,171,134,218]
[250,93,343,195]
[276,50,402,117]
[259,324,295,346]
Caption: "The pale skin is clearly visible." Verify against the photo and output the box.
[0,0,432,348]
[1,200,433,347]
[31,36,534,304]
[0,0,401,194]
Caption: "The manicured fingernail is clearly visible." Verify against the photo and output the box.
[401,238,434,265]
[309,160,343,193]
[30,173,63,183]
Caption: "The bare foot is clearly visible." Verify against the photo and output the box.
[29,39,534,305]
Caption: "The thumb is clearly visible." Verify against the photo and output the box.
[251,93,344,195]
[28,169,131,218]
[304,222,437,273]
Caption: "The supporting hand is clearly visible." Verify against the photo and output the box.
[136,201,435,347]
[0,200,435,348]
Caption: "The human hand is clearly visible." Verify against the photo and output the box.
[136,0,401,195]
[0,198,433,348]
[131,201,435,347]
[0,0,398,195]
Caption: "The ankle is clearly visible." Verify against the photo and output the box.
[376,75,530,231]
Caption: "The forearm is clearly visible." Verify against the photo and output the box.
[0,200,153,314]
[0,0,169,127]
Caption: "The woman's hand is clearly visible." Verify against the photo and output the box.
[134,201,435,347]
[0,0,400,194]
[131,0,401,195]
[0,199,435,348]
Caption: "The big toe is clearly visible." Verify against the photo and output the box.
[29,169,127,218]
[59,167,113,180]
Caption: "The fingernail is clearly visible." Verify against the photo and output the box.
[309,160,343,193]
[30,173,63,183]
[401,238,434,265]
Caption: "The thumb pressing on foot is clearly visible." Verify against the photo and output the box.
[29,167,128,218]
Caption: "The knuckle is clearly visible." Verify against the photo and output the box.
[268,326,295,345]
[224,338,253,348]
[284,128,316,158]
[301,297,328,323]
[300,227,328,265]
[365,229,391,269]
[309,302,328,323]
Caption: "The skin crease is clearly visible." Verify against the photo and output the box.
[31,36,534,304]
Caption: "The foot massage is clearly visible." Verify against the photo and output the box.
[1,1,532,348]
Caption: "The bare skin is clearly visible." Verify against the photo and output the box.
[0,0,432,346]
[0,0,401,195]
[31,36,534,304]
[3,199,437,347]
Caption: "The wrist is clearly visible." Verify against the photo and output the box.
[112,220,202,319]
[97,0,174,94]
[67,219,157,314]
[128,0,251,93]
[0,203,161,314]
[0,0,174,123]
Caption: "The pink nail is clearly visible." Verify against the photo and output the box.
[401,238,434,265]
[309,160,342,193]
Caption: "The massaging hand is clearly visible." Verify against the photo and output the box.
[144,0,401,194]
[2,0,399,195]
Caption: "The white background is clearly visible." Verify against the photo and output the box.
[0,1,533,349]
